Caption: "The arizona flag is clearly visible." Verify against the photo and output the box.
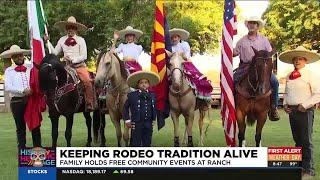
[150,1,171,130]
[24,0,47,131]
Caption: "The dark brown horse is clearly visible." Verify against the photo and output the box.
[235,48,275,147]
[38,54,103,147]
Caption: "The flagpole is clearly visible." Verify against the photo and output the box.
[38,0,51,54]
[44,26,51,54]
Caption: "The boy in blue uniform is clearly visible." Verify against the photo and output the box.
[123,71,160,147]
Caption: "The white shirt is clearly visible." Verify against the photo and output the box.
[115,43,143,60]
[283,67,320,109]
[4,64,31,97]
[172,41,191,59]
[48,35,87,64]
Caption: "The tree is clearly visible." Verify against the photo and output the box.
[262,0,320,51]
[0,0,225,64]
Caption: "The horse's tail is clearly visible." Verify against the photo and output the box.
[246,111,256,126]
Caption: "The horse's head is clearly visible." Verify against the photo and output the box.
[95,51,119,88]
[249,48,275,94]
[39,54,65,91]
[168,52,185,92]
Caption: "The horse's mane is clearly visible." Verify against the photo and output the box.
[97,51,128,80]
[39,54,65,91]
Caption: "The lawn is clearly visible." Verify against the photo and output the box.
[0,109,319,180]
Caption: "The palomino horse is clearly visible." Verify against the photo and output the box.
[38,54,102,147]
[95,51,130,147]
[235,48,275,147]
[168,53,206,147]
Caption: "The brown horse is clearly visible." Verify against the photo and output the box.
[168,53,206,147]
[235,48,275,147]
[95,51,130,147]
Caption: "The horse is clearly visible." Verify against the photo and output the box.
[235,48,275,147]
[95,51,130,147]
[38,54,103,147]
[168,53,206,147]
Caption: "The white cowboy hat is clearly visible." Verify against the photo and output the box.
[169,28,190,41]
[0,45,31,59]
[119,26,143,40]
[54,16,87,31]
[127,71,160,88]
[279,46,320,64]
[244,16,265,29]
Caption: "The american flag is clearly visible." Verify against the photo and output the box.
[220,0,237,147]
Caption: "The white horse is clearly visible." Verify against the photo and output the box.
[95,51,130,146]
[168,53,206,147]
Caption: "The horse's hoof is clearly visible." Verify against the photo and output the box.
[86,143,91,147]
[67,144,71,147]
[174,137,180,147]
[187,142,194,147]
[100,143,106,147]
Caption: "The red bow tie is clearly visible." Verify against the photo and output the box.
[14,65,27,72]
[64,37,77,46]
[289,69,301,80]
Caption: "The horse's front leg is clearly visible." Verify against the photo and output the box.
[255,111,268,147]
[109,111,122,147]
[65,114,74,147]
[198,109,205,146]
[92,110,100,145]
[83,112,92,147]
[236,108,246,147]
[49,111,60,147]
[184,110,195,147]
[171,111,180,147]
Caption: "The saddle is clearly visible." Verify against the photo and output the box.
[54,66,98,113]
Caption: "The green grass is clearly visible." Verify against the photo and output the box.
[0,110,319,180]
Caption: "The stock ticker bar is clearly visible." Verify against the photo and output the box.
[18,147,303,180]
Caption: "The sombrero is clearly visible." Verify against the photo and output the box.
[169,28,190,41]
[279,46,320,64]
[0,45,31,59]
[127,71,160,88]
[119,26,143,40]
[245,16,265,29]
[54,16,87,32]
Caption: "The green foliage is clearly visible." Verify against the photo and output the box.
[0,0,224,60]
[262,0,320,51]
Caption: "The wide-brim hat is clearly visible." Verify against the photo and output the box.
[244,16,265,29]
[119,26,143,40]
[279,46,320,64]
[54,16,87,32]
[127,71,160,88]
[0,45,31,59]
[169,28,190,41]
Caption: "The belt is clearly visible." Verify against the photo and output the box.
[11,96,27,103]
[288,105,314,111]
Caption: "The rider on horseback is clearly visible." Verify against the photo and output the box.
[110,26,144,75]
[44,16,95,111]
[169,28,213,110]
[233,16,280,121]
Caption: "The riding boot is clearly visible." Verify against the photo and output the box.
[269,99,280,121]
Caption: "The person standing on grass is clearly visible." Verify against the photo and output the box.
[1,45,42,148]
[123,71,160,147]
[279,46,320,178]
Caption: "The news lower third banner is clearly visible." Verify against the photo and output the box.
[57,147,267,168]
[18,147,302,180]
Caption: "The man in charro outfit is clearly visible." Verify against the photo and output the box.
[44,16,94,111]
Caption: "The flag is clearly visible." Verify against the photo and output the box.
[150,1,171,130]
[220,0,237,147]
[25,0,47,131]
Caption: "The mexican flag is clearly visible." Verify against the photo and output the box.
[24,0,47,131]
